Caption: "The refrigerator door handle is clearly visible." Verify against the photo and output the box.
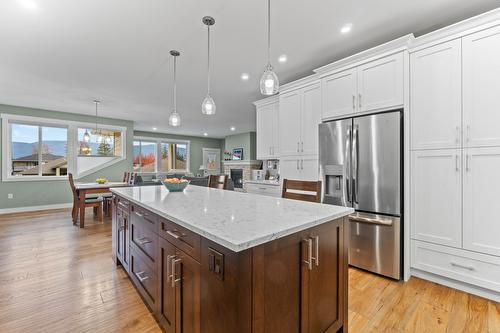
[352,124,359,204]
[346,125,352,204]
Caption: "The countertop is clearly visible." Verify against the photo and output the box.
[111,185,353,252]
[244,180,281,186]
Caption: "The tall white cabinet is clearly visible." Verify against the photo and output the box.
[255,96,279,160]
[410,22,500,298]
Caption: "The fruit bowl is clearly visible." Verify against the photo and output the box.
[96,178,108,184]
[161,178,189,192]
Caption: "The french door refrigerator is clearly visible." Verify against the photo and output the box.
[319,110,402,279]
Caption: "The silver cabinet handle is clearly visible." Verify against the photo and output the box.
[135,271,149,282]
[134,211,143,218]
[358,93,362,108]
[303,238,313,270]
[312,236,319,266]
[171,258,182,288]
[296,159,299,170]
[301,159,304,170]
[352,95,356,110]
[301,142,304,153]
[137,237,152,245]
[258,187,267,190]
[466,125,470,143]
[451,262,475,271]
[166,255,174,282]
[455,155,459,171]
[166,230,185,239]
[466,154,470,172]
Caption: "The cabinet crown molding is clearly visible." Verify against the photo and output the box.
[314,34,414,77]
[409,7,500,52]
[253,95,279,108]
[279,74,320,94]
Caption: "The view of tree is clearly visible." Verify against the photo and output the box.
[97,141,112,156]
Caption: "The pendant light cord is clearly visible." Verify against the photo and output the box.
[94,101,98,133]
[173,55,177,112]
[267,0,271,65]
[207,25,211,94]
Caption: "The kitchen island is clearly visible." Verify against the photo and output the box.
[111,185,353,333]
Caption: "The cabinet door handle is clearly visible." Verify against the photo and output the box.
[303,238,313,270]
[311,236,319,266]
[466,154,470,172]
[455,155,459,172]
[135,271,149,282]
[466,125,470,144]
[297,142,300,153]
[451,262,475,271]
[166,230,185,239]
[296,159,299,170]
[171,258,182,288]
[166,255,176,282]
[352,95,356,110]
[301,159,304,170]
[358,93,362,108]
[301,142,304,153]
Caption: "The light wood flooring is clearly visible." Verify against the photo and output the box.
[0,209,498,333]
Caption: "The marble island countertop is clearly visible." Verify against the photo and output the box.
[111,185,354,252]
[244,179,281,186]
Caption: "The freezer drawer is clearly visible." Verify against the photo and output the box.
[349,212,401,279]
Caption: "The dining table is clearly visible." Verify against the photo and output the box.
[73,182,128,228]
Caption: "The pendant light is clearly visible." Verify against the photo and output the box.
[93,100,103,143]
[259,0,279,95]
[201,16,216,115]
[169,50,181,127]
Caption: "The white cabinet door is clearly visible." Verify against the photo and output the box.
[279,156,301,181]
[256,104,274,159]
[299,156,319,181]
[321,68,357,120]
[411,150,462,248]
[270,102,280,157]
[410,39,462,150]
[463,26,500,148]
[357,52,404,112]
[301,83,321,156]
[463,147,500,256]
[279,91,302,156]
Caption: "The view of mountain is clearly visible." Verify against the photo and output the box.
[12,141,67,159]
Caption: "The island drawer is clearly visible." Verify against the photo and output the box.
[131,216,158,264]
[129,247,157,311]
[158,218,201,262]
[115,196,130,213]
[130,204,158,232]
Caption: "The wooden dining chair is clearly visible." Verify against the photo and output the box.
[123,171,130,183]
[208,174,229,190]
[281,179,322,203]
[68,173,104,225]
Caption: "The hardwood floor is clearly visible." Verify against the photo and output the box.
[0,209,498,333]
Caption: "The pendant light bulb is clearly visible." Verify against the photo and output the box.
[169,50,182,127]
[83,130,91,143]
[260,0,279,95]
[202,16,216,115]
[96,134,103,144]
[105,135,113,145]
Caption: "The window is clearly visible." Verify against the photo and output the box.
[2,114,127,181]
[10,123,68,177]
[133,138,189,173]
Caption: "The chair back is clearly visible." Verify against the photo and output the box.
[68,173,78,199]
[128,172,137,185]
[123,171,130,183]
[208,174,228,190]
[281,179,322,203]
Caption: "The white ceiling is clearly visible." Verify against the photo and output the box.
[0,0,498,138]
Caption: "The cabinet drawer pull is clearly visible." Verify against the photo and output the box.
[166,230,185,239]
[171,258,182,288]
[303,238,313,270]
[166,255,176,282]
[258,187,267,190]
[312,236,319,267]
[358,93,362,108]
[451,262,475,271]
[135,271,149,282]
[134,211,144,218]
[137,237,152,245]
[118,202,128,210]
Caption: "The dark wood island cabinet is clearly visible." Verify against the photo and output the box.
[111,186,350,333]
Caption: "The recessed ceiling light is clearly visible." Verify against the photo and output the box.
[18,0,38,10]
[241,73,249,81]
[203,132,208,136]
[152,127,157,131]
[230,126,235,131]
[341,23,352,34]
[278,54,287,63]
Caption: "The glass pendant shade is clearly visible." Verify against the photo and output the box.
[83,130,91,143]
[96,133,103,144]
[105,135,113,144]
[201,94,216,115]
[260,64,279,95]
[169,110,181,127]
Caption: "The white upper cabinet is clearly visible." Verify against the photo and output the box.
[279,156,319,182]
[463,25,500,148]
[279,82,321,157]
[357,52,404,112]
[256,98,279,160]
[410,39,462,150]
[321,68,357,119]
[321,52,404,120]
[463,147,500,256]
[411,149,462,248]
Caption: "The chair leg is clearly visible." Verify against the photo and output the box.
[97,203,103,222]
[93,206,98,217]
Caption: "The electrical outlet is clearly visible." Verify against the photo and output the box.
[7,193,13,199]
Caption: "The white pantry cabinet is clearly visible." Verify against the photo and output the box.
[463,147,500,256]
[411,149,462,248]
[463,25,500,148]
[255,98,279,160]
[279,83,321,157]
[279,156,319,182]
[321,52,404,120]
[410,39,462,150]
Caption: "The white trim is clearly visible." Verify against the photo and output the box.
[279,74,320,94]
[133,136,191,173]
[0,203,73,215]
[253,95,279,108]
[411,268,500,302]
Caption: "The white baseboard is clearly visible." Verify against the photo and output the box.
[411,268,500,302]
[0,203,72,215]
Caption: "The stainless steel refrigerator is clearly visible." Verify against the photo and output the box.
[319,110,402,279]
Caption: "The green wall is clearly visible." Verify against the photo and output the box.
[224,132,256,160]
[133,131,224,174]
[0,104,133,210]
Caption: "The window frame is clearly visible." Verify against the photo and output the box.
[1,114,127,182]
[133,136,190,174]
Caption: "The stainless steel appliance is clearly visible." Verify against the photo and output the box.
[319,111,402,279]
